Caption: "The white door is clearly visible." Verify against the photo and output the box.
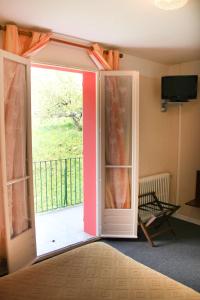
[99,71,139,238]
[0,50,36,273]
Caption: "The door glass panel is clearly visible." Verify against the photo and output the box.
[105,76,132,165]
[104,76,132,209]
[7,180,31,238]
[4,59,27,181]
[4,58,27,181]
[105,168,131,209]
[4,58,30,238]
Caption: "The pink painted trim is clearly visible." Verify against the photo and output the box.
[31,63,84,74]
[83,72,96,236]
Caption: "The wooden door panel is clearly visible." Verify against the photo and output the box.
[0,50,36,273]
[100,71,139,238]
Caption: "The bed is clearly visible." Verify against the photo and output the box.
[0,242,199,300]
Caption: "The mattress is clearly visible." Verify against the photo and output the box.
[0,242,199,300]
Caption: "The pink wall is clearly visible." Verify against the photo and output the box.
[83,72,96,236]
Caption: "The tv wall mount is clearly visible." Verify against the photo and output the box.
[161,99,186,112]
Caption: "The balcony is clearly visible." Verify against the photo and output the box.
[35,204,93,255]
[33,158,93,255]
[33,157,83,213]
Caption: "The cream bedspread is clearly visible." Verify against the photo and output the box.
[0,242,199,300]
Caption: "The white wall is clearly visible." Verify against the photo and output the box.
[0,32,200,223]
[32,41,200,222]
[168,61,200,221]
[32,39,168,77]
[31,40,97,72]
[0,33,170,257]
[120,53,167,78]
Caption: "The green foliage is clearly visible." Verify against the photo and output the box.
[31,68,83,210]
[32,68,83,130]
[31,68,83,161]
[32,119,83,161]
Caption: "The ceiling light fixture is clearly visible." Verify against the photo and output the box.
[154,0,188,10]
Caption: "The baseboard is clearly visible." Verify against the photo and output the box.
[173,213,200,226]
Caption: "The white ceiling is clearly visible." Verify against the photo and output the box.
[0,0,200,64]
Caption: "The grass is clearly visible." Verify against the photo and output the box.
[32,118,82,162]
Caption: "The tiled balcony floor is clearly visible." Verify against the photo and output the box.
[35,204,94,256]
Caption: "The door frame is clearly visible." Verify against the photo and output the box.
[0,49,36,272]
[99,70,139,238]
[31,63,100,238]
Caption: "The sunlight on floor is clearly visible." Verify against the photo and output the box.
[35,205,94,256]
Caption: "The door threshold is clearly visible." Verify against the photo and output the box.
[34,237,100,264]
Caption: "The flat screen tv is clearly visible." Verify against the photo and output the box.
[162,75,198,102]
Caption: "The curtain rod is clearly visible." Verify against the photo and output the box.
[0,25,123,58]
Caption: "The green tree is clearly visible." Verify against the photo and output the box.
[33,71,83,131]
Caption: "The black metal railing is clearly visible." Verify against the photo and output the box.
[33,158,83,213]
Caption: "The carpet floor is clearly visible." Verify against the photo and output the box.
[103,217,200,292]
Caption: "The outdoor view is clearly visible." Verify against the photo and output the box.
[31,67,83,215]
[31,66,92,255]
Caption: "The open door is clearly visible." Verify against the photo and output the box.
[0,50,36,273]
[100,71,139,238]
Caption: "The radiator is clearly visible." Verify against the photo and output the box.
[139,173,170,204]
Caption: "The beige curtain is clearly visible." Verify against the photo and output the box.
[89,44,131,209]
[3,24,51,57]
[4,58,29,238]
[0,24,51,257]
